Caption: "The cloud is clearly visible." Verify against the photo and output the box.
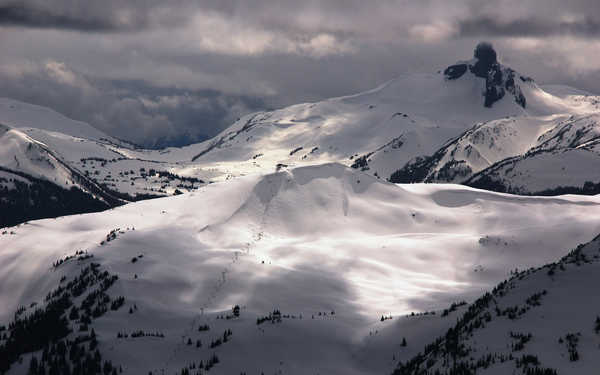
[0,60,267,148]
[0,1,150,31]
[1,0,600,149]
[0,2,119,31]
[43,60,94,91]
[409,22,458,43]
[0,0,190,32]
[458,16,600,37]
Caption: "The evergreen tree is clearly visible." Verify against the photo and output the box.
[28,356,39,375]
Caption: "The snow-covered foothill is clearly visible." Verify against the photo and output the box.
[2,164,600,374]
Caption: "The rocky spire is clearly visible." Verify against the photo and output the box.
[471,42,498,78]
[443,42,526,109]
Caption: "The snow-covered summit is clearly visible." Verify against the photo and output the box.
[376,45,600,193]
[180,44,596,188]
[443,42,528,108]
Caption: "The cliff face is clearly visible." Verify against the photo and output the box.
[444,42,527,108]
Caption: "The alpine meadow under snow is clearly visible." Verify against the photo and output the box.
[2,43,600,374]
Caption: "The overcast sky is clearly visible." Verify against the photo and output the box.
[1,0,600,147]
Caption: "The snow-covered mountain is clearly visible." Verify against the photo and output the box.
[2,44,600,228]
[0,98,113,142]
[383,58,600,194]
[389,112,600,190]
[3,43,600,374]
[0,99,207,227]
[182,44,572,182]
[0,123,77,189]
[2,163,600,375]
[0,121,127,227]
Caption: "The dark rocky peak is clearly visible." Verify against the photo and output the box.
[444,42,528,109]
[471,42,497,78]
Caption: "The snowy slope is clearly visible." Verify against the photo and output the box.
[0,123,128,227]
[2,43,599,217]
[0,98,113,142]
[388,112,600,194]
[389,110,600,193]
[2,164,600,374]
[467,147,600,195]
[175,57,565,181]
[0,123,76,189]
[2,43,600,375]
[393,234,600,375]
[392,113,600,186]
[0,100,212,228]
[161,45,597,192]
[466,113,600,194]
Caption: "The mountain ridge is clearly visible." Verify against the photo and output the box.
[1,43,599,224]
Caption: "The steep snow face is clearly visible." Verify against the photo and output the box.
[536,114,600,149]
[2,164,600,374]
[0,124,77,189]
[387,116,558,183]
[389,113,600,192]
[0,98,112,142]
[424,116,558,181]
[468,147,600,195]
[465,113,600,194]
[541,84,596,98]
[393,235,600,375]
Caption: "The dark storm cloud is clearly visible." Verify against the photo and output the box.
[104,80,268,147]
[0,0,188,32]
[0,63,267,148]
[1,0,600,147]
[459,16,600,37]
[0,2,118,31]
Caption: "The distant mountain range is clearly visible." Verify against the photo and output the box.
[2,45,600,226]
